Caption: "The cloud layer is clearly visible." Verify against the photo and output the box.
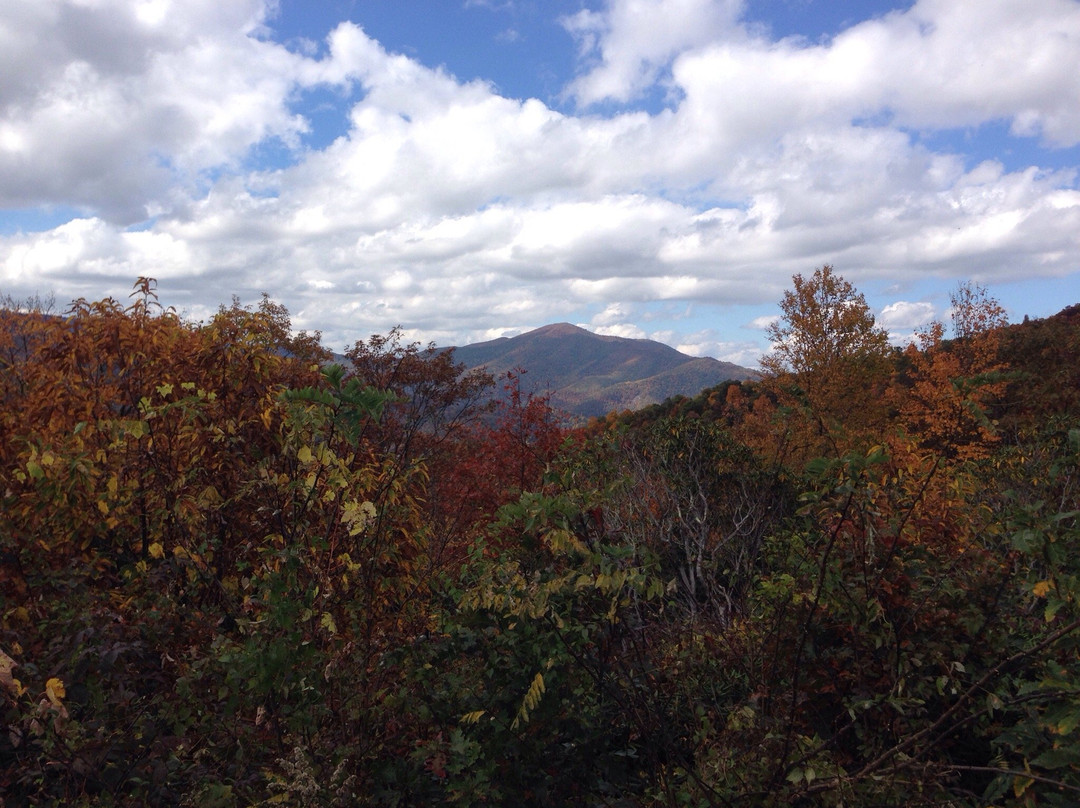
[2,0,1078,363]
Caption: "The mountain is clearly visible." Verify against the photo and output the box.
[448,322,757,419]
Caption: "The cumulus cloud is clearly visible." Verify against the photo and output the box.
[878,300,939,344]
[879,300,937,330]
[0,0,359,222]
[562,0,744,105]
[594,322,648,339]
[1,0,1079,360]
[591,302,635,327]
[748,315,780,331]
[666,0,1080,150]
[674,331,764,367]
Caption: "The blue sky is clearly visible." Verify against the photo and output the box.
[1,0,1079,366]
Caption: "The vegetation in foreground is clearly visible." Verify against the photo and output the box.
[1,270,1079,806]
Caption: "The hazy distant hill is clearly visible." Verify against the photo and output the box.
[448,322,757,419]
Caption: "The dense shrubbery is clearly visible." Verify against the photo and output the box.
[1,273,1078,806]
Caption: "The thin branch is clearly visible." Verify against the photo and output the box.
[945,765,1080,796]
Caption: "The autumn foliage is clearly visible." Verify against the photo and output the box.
[2,273,1079,806]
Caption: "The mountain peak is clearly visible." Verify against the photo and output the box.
[450,323,756,419]
[529,322,591,338]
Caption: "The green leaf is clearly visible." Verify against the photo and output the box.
[1045,598,1065,623]
[1012,529,1042,553]
[1030,746,1080,770]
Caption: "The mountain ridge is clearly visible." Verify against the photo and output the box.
[448,322,758,419]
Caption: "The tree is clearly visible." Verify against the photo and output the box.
[950,280,1008,342]
[760,266,892,458]
[895,282,1009,460]
[345,327,494,463]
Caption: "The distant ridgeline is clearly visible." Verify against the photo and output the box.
[445,322,758,419]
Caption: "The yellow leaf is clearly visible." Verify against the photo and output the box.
[148,542,165,560]
[297,446,313,464]
[1014,775,1034,797]
[461,710,487,724]
[320,612,337,635]
[97,499,110,515]
[0,649,18,695]
[46,677,66,706]
[1033,580,1052,598]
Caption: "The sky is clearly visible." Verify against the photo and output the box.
[1,0,1079,367]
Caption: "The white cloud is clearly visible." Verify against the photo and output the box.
[594,322,647,339]
[674,329,763,366]
[591,302,635,327]
[878,300,938,344]
[749,315,780,331]
[0,0,359,221]
[879,301,937,331]
[665,0,1080,151]
[1,0,1079,362]
[1,217,192,285]
[562,0,744,105]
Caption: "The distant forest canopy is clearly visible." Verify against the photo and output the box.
[2,270,1079,806]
